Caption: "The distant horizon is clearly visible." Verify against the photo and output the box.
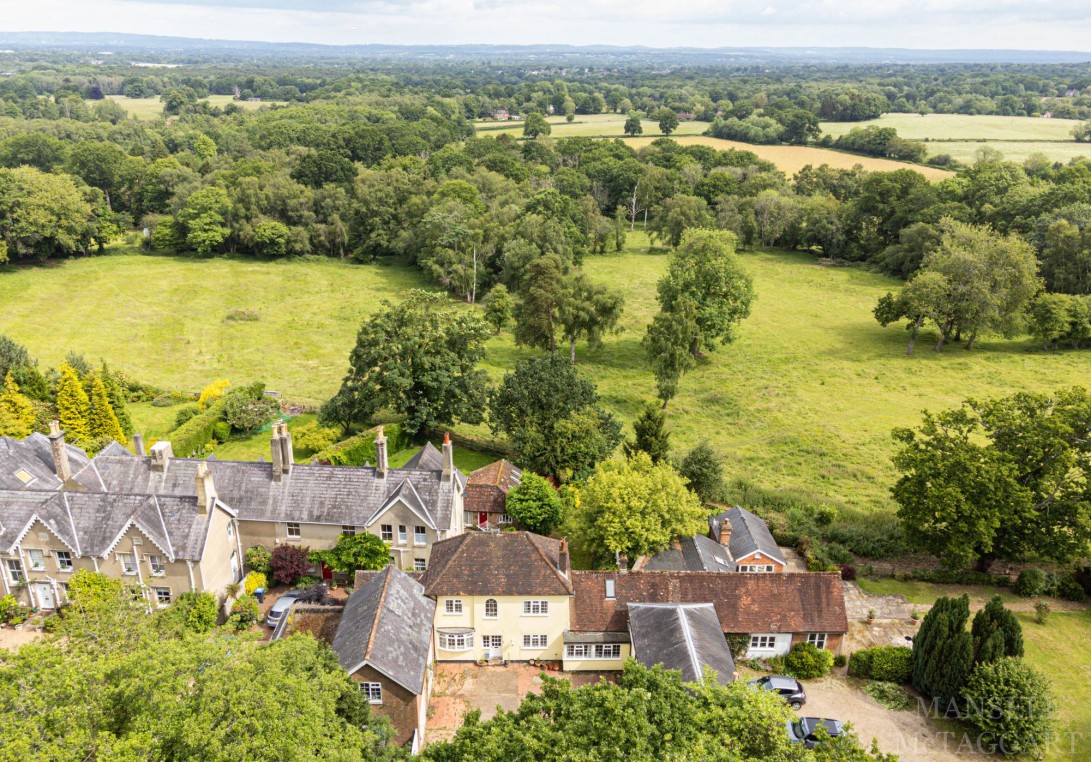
[3,0,1091,54]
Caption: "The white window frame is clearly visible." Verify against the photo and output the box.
[595,644,622,659]
[153,587,171,606]
[807,633,828,649]
[523,634,548,649]
[27,549,45,570]
[413,558,426,571]
[286,522,301,539]
[739,564,775,573]
[750,635,777,650]
[55,551,73,572]
[565,643,622,660]
[414,526,427,545]
[444,598,463,615]
[522,599,549,616]
[380,524,393,542]
[482,635,502,650]
[119,552,138,576]
[440,632,474,651]
[147,554,166,576]
[341,525,356,536]
[7,559,24,583]
[484,598,498,619]
[360,682,383,704]
[398,525,407,545]
[604,579,615,599]
[566,644,591,659]
[497,514,513,525]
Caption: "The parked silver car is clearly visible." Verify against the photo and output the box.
[265,590,301,629]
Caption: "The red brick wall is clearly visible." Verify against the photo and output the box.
[351,665,421,747]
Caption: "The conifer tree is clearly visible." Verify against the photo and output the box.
[0,371,35,438]
[88,373,125,444]
[623,402,671,464]
[100,364,133,435]
[971,595,1024,664]
[56,363,92,443]
[912,594,973,707]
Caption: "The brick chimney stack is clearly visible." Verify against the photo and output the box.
[441,432,453,481]
[48,420,71,482]
[195,462,216,515]
[270,425,284,482]
[617,552,629,574]
[559,537,570,578]
[374,426,388,478]
[718,513,732,548]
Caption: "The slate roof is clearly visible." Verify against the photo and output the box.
[464,459,522,515]
[333,565,435,694]
[70,450,462,532]
[417,531,573,597]
[0,490,73,553]
[402,443,467,489]
[644,535,736,572]
[628,603,736,685]
[0,434,89,491]
[570,571,847,635]
[709,506,784,565]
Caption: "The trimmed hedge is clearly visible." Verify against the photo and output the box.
[167,382,265,457]
[312,424,409,467]
[848,645,912,683]
[783,642,833,679]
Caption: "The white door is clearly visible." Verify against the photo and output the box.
[35,582,56,609]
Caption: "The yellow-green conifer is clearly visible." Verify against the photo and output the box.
[56,363,92,443]
[89,373,125,444]
[0,372,35,438]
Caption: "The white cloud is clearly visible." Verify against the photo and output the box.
[3,0,1091,50]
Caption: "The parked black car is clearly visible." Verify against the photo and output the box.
[748,675,807,709]
[786,718,845,749]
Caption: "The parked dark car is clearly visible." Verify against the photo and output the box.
[786,717,845,749]
[748,675,807,709]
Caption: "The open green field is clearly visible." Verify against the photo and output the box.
[105,94,285,120]
[475,115,952,180]
[821,113,1091,165]
[1018,612,1091,761]
[4,238,1088,510]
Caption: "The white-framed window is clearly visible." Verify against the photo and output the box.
[286,522,301,539]
[523,634,548,649]
[414,559,426,571]
[55,551,73,572]
[484,598,498,619]
[522,600,548,616]
[595,644,622,659]
[440,632,474,651]
[398,525,407,545]
[380,524,393,542]
[226,523,234,541]
[119,552,137,575]
[341,525,356,536]
[482,635,502,649]
[566,643,591,658]
[27,549,45,570]
[604,579,615,599]
[739,564,775,573]
[359,682,383,704]
[750,635,777,650]
[147,554,166,576]
[414,526,427,545]
[6,559,24,583]
[807,633,828,649]
[153,587,171,606]
[444,599,463,615]
[498,514,513,524]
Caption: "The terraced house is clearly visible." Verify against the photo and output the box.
[0,422,467,609]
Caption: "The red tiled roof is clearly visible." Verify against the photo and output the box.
[417,531,572,596]
[465,460,522,515]
[570,571,846,634]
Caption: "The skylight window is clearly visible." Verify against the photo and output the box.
[14,469,34,485]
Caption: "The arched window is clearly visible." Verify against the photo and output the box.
[484,599,498,619]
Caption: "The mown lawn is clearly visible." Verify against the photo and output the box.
[4,240,1090,509]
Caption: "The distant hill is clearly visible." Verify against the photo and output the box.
[0,31,1087,65]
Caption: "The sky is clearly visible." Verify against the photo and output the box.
[3,0,1091,51]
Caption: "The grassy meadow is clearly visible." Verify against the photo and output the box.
[3,235,1089,511]
[821,113,1091,165]
[105,94,285,120]
[475,115,953,180]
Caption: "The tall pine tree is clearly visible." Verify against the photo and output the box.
[88,373,125,444]
[623,402,670,464]
[912,595,973,711]
[100,364,133,435]
[56,363,92,443]
[971,595,1024,664]
[0,371,35,438]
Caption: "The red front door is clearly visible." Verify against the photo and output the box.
[479,512,489,527]
[321,562,333,581]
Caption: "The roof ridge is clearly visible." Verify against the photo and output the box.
[526,532,571,593]
[363,566,393,663]
[677,605,701,682]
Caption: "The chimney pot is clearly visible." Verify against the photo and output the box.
[374,425,388,478]
[718,513,733,548]
[559,537,570,578]
[47,420,72,482]
[441,433,453,480]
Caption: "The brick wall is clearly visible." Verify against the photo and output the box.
[351,664,422,747]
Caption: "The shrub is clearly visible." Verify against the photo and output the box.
[212,421,231,442]
[0,594,17,622]
[270,545,311,586]
[151,391,191,407]
[726,634,750,660]
[961,657,1054,756]
[910,568,1000,586]
[226,594,261,631]
[245,545,272,576]
[839,564,857,581]
[244,571,267,595]
[1056,576,1086,602]
[294,575,321,588]
[173,406,199,428]
[312,424,409,467]
[1034,599,1050,625]
[293,421,341,455]
[848,645,913,683]
[222,392,278,433]
[833,654,847,668]
[864,681,915,711]
[1014,569,1048,597]
[784,642,833,679]
[294,582,336,605]
[224,308,260,322]
[198,379,231,410]
[158,591,219,634]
